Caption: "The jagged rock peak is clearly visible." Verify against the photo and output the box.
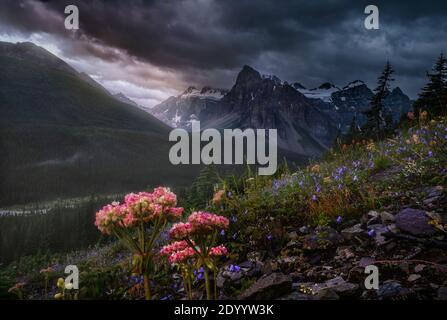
[318,82,338,90]
[292,82,307,90]
[236,65,262,84]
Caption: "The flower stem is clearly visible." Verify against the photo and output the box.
[213,269,218,299]
[203,268,211,300]
[143,274,151,300]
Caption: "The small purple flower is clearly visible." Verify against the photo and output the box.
[194,267,204,280]
[267,234,273,241]
[231,215,237,223]
[428,150,433,157]
[312,194,317,201]
[232,233,238,240]
[229,264,241,273]
[367,229,376,237]
[220,229,225,236]
[316,185,321,193]
[227,191,233,198]
[336,216,342,224]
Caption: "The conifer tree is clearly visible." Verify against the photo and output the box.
[362,61,395,140]
[186,165,218,208]
[344,115,361,143]
[414,53,447,117]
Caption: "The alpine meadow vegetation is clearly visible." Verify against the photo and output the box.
[1,55,447,300]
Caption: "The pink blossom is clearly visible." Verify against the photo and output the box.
[95,202,127,234]
[188,211,230,234]
[153,187,177,207]
[168,247,196,264]
[160,240,190,256]
[209,245,228,257]
[168,207,184,219]
[169,222,193,239]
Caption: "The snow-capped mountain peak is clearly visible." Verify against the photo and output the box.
[342,80,365,90]
[295,82,340,103]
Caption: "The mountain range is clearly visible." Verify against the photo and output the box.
[0,41,413,204]
[151,66,412,157]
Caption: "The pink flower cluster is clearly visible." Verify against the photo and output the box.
[209,245,228,257]
[168,247,196,264]
[125,187,183,222]
[95,187,183,234]
[169,211,229,239]
[160,240,190,256]
[95,202,132,234]
[169,222,194,239]
[160,241,228,265]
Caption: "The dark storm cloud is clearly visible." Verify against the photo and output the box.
[1,0,447,98]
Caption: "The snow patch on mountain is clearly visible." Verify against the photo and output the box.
[296,82,340,103]
[180,86,227,100]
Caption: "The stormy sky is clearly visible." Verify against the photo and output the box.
[1,0,447,107]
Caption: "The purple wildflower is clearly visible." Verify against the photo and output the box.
[229,265,241,273]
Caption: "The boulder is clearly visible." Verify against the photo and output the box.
[395,208,436,236]
[377,281,410,300]
[380,211,395,224]
[238,273,292,300]
[302,227,343,250]
[341,224,364,240]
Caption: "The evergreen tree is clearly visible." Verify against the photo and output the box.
[186,165,218,209]
[362,61,395,140]
[414,53,447,117]
[343,115,361,144]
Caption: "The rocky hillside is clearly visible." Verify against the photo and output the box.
[2,116,445,300]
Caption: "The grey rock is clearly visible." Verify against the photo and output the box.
[395,208,436,236]
[380,211,395,224]
[407,274,421,282]
[315,288,340,300]
[324,276,359,296]
[239,273,292,300]
[303,227,343,250]
[377,281,410,300]
[359,257,375,268]
[341,224,364,240]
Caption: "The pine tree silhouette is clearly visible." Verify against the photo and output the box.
[362,61,395,140]
[414,53,447,117]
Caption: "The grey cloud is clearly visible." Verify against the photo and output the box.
[1,0,447,99]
